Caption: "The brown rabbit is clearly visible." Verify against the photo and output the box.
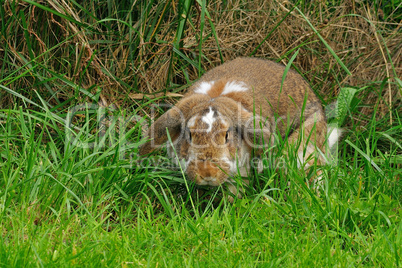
[139,58,340,198]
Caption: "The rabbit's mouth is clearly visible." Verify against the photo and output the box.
[196,176,220,186]
[185,159,232,186]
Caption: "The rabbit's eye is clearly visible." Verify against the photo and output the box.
[225,129,229,143]
[186,128,192,142]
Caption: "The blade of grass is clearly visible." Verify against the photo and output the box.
[250,0,301,56]
[294,7,352,76]
[345,139,384,176]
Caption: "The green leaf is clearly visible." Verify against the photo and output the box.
[336,87,357,126]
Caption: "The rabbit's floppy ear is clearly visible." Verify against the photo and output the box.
[139,94,209,155]
[238,109,273,151]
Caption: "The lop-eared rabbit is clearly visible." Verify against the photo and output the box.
[140,58,339,198]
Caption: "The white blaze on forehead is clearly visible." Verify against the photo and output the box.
[194,81,214,95]
[221,81,248,95]
[201,107,216,132]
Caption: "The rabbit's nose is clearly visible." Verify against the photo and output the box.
[198,156,212,162]
[198,152,212,160]
[198,158,218,164]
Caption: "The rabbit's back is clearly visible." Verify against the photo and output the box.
[189,58,324,135]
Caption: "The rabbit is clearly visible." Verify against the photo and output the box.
[139,57,340,199]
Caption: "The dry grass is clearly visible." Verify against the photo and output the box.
[0,0,401,121]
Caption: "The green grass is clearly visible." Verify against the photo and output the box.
[0,0,401,266]
[0,105,400,266]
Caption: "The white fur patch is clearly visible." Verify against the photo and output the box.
[297,144,316,169]
[180,158,188,171]
[200,177,217,185]
[221,156,236,174]
[187,116,197,128]
[297,151,304,169]
[201,107,215,132]
[327,126,342,149]
[297,151,311,169]
[194,81,214,95]
[221,81,248,95]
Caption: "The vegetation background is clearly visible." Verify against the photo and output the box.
[0,0,401,266]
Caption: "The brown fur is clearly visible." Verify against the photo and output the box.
[139,57,329,197]
[206,79,227,98]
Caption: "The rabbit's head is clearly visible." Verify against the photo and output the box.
[139,79,271,186]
